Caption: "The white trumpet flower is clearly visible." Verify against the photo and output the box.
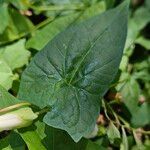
[0,107,38,132]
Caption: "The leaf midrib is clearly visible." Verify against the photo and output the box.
[68,5,125,84]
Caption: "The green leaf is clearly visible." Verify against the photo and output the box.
[0,3,9,34]
[19,127,47,150]
[146,0,150,10]
[118,74,150,127]
[107,122,121,144]
[18,1,128,142]
[131,102,150,127]
[0,84,19,109]
[105,0,115,8]
[34,121,88,150]
[0,132,26,150]
[0,136,12,150]
[8,0,29,10]
[119,55,129,71]
[125,6,150,49]
[76,1,106,21]
[26,13,79,51]
[0,8,34,45]
[0,39,31,70]
[19,120,105,150]
[132,6,150,30]
[136,36,150,50]
[119,75,140,113]
[0,59,14,90]
[26,1,106,51]
[86,141,104,150]
[8,8,34,35]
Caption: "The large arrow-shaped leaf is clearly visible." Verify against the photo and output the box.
[18,1,128,142]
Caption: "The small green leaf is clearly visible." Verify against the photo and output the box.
[119,75,140,113]
[0,59,14,90]
[0,3,9,34]
[0,84,19,109]
[9,0,29,10]
[117,74,150,127]
[0,39,31,70]
[86,141,104,150]
[146,0,150,9]
[136,36,150,50]
[19,1,128,142]
[19,126,47,150]
[119,55,129,71]
[105,0,115,8]
[131,102,150,127]
[8,8,34,34]
[0,132,26,150]
[0,8,34,45]
[107,122,121,144]
[125,6,150,49]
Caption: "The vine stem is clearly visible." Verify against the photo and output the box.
[103,100,150,135]
[109,78,128,88]
[30,4,85,11]
[35,108,50,115]
[0,102,31,114]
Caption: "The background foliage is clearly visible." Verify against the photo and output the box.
[0,0,149,149]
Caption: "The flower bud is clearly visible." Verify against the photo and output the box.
[0,107,38,132]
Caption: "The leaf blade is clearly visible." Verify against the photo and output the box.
[18,1,128,142]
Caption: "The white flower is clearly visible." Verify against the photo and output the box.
[0,113,22,130]
[0,107,38,132]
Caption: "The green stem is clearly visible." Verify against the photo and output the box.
[102,99,111,121]
[108,100,120,105]
[35,108,50,115]
[103,100,150,135]
[30,4,85,11]
[133,130,143,148]
[0,102,31,114]
[109,79,128,88]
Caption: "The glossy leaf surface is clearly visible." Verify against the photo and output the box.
[18,2,128,142]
